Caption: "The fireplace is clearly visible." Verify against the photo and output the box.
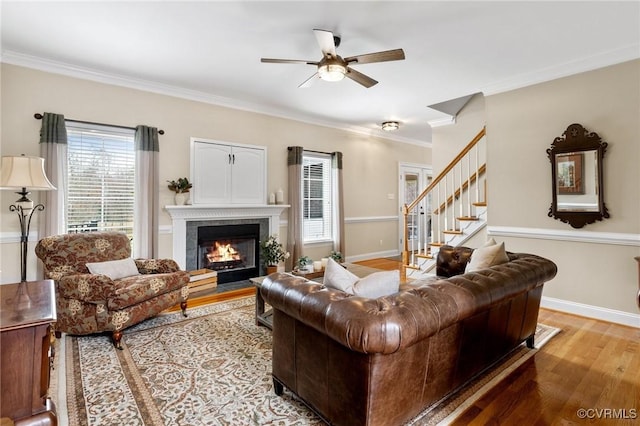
[197,224,260,284]
[164,204,289,277]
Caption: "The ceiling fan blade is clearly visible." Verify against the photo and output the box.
[344,48,406,65]
[345,67,378,88]
[298,73,319,88]
[313,29,337,57]
[261,58,319,65]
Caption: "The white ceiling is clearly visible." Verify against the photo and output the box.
[1,1,639,145]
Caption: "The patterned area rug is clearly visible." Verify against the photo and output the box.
[52,296,559,425]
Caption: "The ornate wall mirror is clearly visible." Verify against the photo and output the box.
[547,123,609,228]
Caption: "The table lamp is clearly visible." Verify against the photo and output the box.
[1,155,56,289]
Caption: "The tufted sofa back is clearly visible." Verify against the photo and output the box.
[36,232,131,277]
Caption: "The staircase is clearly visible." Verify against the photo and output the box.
[401,127,487,281]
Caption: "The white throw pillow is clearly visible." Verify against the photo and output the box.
[323,258,359,293]
[86,258,140,280]
[465,241,509,273]
[324,258,399,298]
[352,270,400,298]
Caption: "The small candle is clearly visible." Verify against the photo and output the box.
[276,188,284,204]
[313,261,322,272]
[269,192,276,204]
[321,258,329,269]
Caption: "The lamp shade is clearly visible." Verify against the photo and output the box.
[0,155,56,190]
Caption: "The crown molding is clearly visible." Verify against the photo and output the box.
[0,50,430,147]
[481,43,640,96]
[428,116,456,128]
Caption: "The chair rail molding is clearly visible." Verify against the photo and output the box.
[488,226,640,247]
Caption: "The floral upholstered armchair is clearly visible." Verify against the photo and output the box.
[35,232,189,349]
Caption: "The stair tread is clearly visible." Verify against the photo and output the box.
[415,254,434,259]
[443,230,464,235]
[430,242,445,247]
[473,202,487,207]
[457,216,479,221]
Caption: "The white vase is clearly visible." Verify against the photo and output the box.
[174,192,188,205]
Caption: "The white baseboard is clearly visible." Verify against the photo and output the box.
[541,296,640,328]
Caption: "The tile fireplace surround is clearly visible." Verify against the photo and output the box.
[165,205,289,271]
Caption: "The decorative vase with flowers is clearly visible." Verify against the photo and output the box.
[167,177,192,205]
[260,235,290,274]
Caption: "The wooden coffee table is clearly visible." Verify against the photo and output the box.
[250,263,382,330]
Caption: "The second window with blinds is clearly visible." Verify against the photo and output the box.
[302,152,333,243]
[66,121,136,240]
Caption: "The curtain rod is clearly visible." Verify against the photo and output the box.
[34,113,165,135]
[287,146,332,155]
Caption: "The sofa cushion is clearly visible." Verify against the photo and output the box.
[324,258,359,293]
[86,258,140,280]
[465,241,509,272]
[324,258,399,298]
[352,270,400,298]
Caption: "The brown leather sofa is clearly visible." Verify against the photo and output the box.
[260,247,557,426]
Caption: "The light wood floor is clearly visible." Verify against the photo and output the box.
[181,257,640,424]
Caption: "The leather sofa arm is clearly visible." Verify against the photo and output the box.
[58,273,113,303]
[135,258,182,274]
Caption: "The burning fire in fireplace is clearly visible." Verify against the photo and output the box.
[207,241,241,263]
[204,241,245,270]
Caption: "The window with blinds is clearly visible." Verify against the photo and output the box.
[302,153,333,242]
[66,122,135,240]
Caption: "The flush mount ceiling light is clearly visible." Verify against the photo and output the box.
[381,121,400,131]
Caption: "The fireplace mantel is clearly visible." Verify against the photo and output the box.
[165,204,289,270]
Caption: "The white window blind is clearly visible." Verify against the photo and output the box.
[66,122,135,239]
[302,153,332,242]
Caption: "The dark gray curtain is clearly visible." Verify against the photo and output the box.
[134,125,160,258]
[38,112,67,238]
[332,151,345,257]
[286,146,304,271]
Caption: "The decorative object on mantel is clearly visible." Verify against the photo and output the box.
[260,235,289,273]
[0,155,56,293]
[167,177,192,205]
[547,123,609,229]
[276,188,284,204]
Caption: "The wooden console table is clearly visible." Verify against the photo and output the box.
[0,280,57,426]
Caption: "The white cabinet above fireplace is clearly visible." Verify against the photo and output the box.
[191,138,266,205]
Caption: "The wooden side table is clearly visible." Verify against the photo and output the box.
[0,280,57,425]
[250,276,273,329]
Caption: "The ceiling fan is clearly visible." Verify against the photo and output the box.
[261,29,405,88]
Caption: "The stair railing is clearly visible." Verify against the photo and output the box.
[401,127,487,281]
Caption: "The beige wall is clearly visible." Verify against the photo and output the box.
[0,63,430,283]
[485,60,639,316]
[432,94,486,175]
[431,60,639,319]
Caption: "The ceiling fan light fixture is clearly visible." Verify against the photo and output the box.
[382,121,400,131]
[318,63,346,82]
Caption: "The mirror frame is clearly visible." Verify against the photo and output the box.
[547,123,609,228]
